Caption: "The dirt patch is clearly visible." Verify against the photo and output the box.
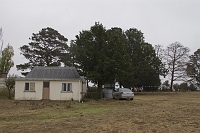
[1,92,200,133]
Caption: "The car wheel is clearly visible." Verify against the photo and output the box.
[130,98,133,100]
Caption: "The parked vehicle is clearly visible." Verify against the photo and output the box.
[113,88,134,100]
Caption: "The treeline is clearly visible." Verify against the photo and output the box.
[13,22,199,91]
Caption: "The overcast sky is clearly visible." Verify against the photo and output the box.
[0,0,200,76]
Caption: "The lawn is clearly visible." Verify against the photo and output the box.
[0,92,200,133]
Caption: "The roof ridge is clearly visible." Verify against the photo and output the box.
[25,66,80,79]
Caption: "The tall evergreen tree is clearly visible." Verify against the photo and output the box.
[72,22,107,90]
[105,27,132,87]
[16,27,68,76]
[124,28,161,90]
[72,23,162,91]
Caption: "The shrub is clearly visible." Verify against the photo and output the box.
[179,82,188,91]
[87,86,98,92]
[84,92,102,100]
[0,88,14,99]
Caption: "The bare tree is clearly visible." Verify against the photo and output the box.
[154,44,165,60]
[154,44,168,78]
[165,42,190,91]
[0,28,2,40]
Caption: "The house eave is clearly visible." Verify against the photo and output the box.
[15,78,82,81]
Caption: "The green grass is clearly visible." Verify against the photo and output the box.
[0,102,115,128]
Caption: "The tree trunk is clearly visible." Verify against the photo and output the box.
[170,50,176,91]
[8,88,11,99]
[97,82,103,98]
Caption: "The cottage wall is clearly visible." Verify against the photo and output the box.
[50,80,81,100]
[15,80,82,101]
[15,80,43,100]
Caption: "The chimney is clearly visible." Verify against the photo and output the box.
[0,72,7,78]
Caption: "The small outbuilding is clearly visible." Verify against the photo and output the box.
[15,66,86,101]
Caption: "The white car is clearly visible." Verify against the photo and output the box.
[113,88,134,100]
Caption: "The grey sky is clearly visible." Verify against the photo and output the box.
[0,0,200,76]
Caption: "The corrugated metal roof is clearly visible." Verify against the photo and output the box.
[22,66,81,80]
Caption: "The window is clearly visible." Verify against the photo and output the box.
[25,83,29,90]
[62,83,67,91]
[67,83,72,91]
[43,82,49,88]
[62,83,72,92]
[30,82,35,91]
[24,82,35,91]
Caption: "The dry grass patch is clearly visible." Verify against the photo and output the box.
[0,92,200,133]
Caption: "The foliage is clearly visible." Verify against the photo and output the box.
[186,48,200,87]
[72,23,131,90]
[71,22,162,91]
[188,83,197,91]
[72,22,107,90]
[105,27,132,87]
[0,88,14,99]
[161,80,170,91]
[0,44,14,73]
[164,42,190,91]
[173,82,197,91]
[84,92,102,100]
[87,86,98,92]
[16,27,68,76]
[124,29,161,88]
[173,83,179,91]
[5,74,17,99]
[179,82,188,91]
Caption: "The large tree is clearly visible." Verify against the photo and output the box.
[0,44,14,74]
[124,28,161,90]
[186,48,200,87]
[72,22,108,90]
[72,24,162,91]
[165,42,190,91]
[16,27,68,76]
[72,23,132,90]
[105,27,132,87]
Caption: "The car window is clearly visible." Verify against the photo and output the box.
[120,88,132,92]
[114,88,119,92]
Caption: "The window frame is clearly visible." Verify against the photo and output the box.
[24,82,35,92]
[61,83,73,92]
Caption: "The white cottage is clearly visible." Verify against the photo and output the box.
[15,67,86,101]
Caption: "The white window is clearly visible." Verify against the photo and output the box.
[24,82,35,91]
[67,83,72,91]
[62,83,72,92]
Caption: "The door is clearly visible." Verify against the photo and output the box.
[42,81,50,99]
[113,88,119,99]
